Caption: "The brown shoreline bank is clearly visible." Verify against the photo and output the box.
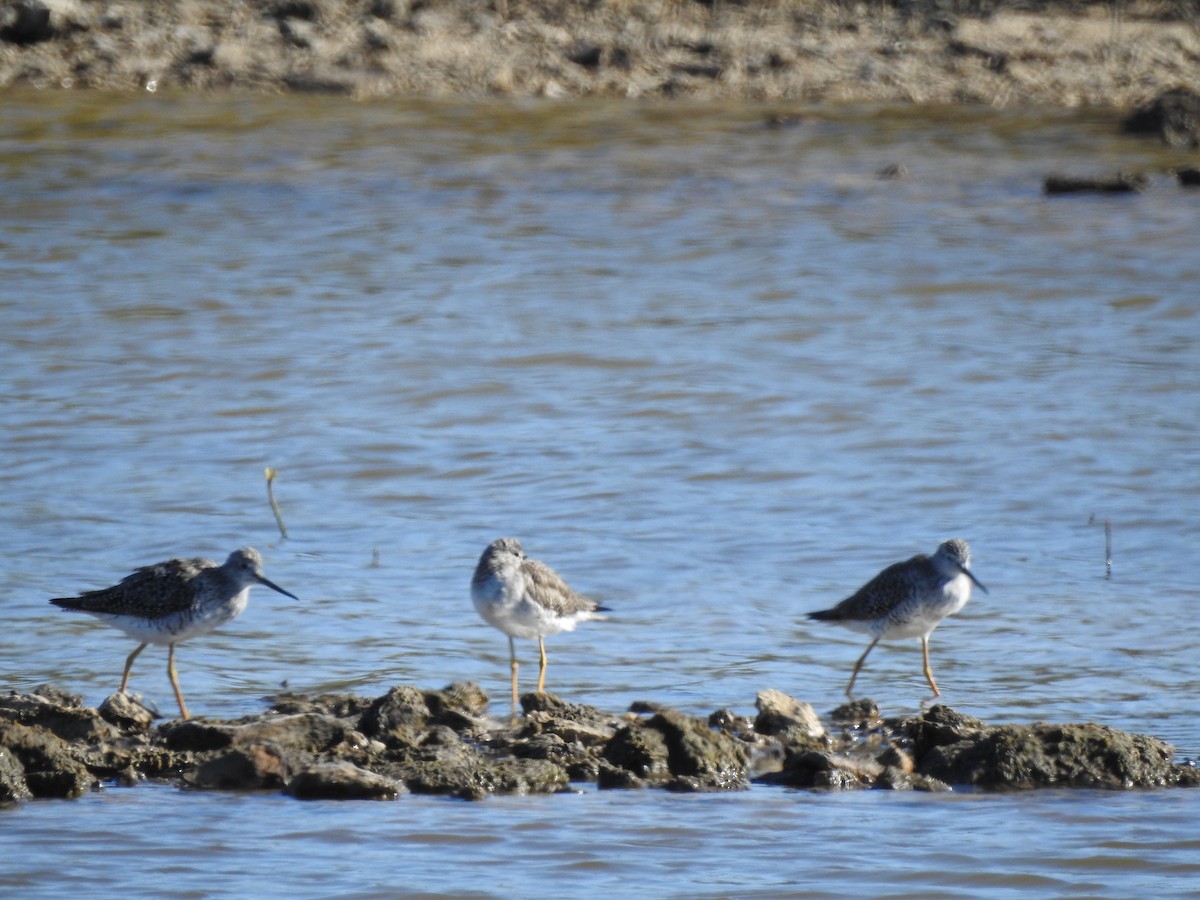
[2,0,1199,109]
[3,683,1198,802]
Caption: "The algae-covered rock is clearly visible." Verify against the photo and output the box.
[918,722,1179,789]
[0,746,33,802]
[0,721,93,798]
[599,709,749,792]
[3,682,1196,803]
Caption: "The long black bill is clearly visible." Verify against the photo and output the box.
[257,575,299,600]
[959,565,988,595]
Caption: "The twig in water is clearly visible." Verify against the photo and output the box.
[1104,518,1112,580]
[265,467,288,540]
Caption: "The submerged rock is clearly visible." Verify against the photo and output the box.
[2,685,1198,802]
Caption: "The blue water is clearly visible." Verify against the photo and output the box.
[1,93,1198,896]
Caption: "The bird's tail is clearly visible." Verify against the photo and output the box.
[806,608,841,622]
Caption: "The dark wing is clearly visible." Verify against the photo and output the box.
[809,553,932,622]
[50,557,215,619]
[521,557,598,617]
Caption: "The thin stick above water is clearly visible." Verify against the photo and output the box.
[1105,518,1112,580]
[265,467,288,540]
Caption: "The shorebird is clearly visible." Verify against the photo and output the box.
[471,537,608,711]
[807,539,987,698]
[50,547,297,720]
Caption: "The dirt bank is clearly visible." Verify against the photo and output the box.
[2,0,1199,108]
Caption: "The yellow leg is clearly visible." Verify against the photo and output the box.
[167,643,191,720]
[921,636,941,697]
[845,637,880,698]
[508,636,519,712]
[120,643,148,693]
[537,636,548,694]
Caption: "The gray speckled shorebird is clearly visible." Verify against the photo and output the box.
[807,539,987,698]
[471,537,609,711]
[50,547,297,720]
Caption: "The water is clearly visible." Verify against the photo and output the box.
[2,91,1198,896]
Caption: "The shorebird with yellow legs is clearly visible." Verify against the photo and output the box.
[50,547,296,720]
[807,539,987,698]
[471,537,609,713]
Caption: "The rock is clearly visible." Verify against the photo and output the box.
[389,736,570,800]
[602,722,672,785]
[510,731,602,781]
[0,0,55,46]
[0,690,123,743]
[518,692,618,747]
[0,721,93,798]
[760,749,882,790]
[98,693,157,732]
[1122,88,1200,147]
[908,704,988,756]
[231,713,351,756]
[0,683,1194,803]
[185,742,290,791]
[0,746,33,802]
[1044,173,1147,194]
[285,761,401,801]
[1176,167,1200,187]
[917,721,1181,789]
[646,709,749,792]
[830,698,883,728]
[876,745,915,774]
[754,689,827,749]
[426,681,490,730]
[159,719,235,752]
[359,685,431,744]
[266,691,375,719]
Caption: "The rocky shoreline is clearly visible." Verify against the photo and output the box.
[3,683,1197,802]
[2,0,1200,110]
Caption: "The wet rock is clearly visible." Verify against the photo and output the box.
[761,749,882,790]
[0,721,93,798]
[754,689,827,750]
[266,691,375,720]
[98,693,157,732]
[596,758,646,790]
[359,685,431,745]
[231,713,352,757]
[185,742,290,791]
[1176,166,1200,188]
[427,681,490,730]
[647,709,749,792]
[602,722,672,785]
[876,745,915,774]
[1043,172,1147,194]
[390,735,570,800]
[1122,88,1200,148]
[3,682,1195,803]
[0,746,33,802]
[917,720,1181,789]
[159,719,236,752]
[0,689,123,744]
[285,760,402,801]
[518,692,618,747]
[830,698,883,728]
[510,731,602,781]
